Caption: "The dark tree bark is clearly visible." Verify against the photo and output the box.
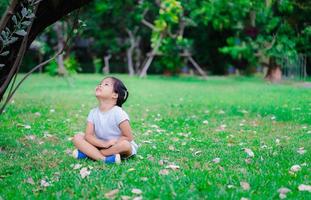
[0,0,92,102]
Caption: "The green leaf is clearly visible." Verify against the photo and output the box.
[21,7,28,17]
[26,13,35,19]
[0,51,9,56]
[12,15,17,25]
[6,37,18,45]
[21,21,31,26]
[1,31,7,39]
[5,28,10,34]
[15,30,27,36]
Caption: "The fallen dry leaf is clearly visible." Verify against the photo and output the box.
[141,177,148,181]
[212,158,220,163]
[290,165,301,172]
[24,125,31,129]
[159,169,169,175]
[275,138,280,145]
[243,148,254,157]
[121,196,131,200]
[72,164,82,170]
[40,179,50,187]
[26,177,35,185]
[131,188,142,195]
[25,135,36,140]
[240,181,250,191]
[278,187,291,199]
[218,110,225,114]
[168,145,175,151]
[298,184,311,192]
[127,168,135,172]
[297,147,306,155]
[165,164,180,170]
[104,189,119,199]
[194,151,202,156]
[34,112,41,117]
[80,167,91,179]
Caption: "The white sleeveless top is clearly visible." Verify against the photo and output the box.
[87,106,130,140]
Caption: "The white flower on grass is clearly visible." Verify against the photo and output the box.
[79,167,91,179]
[203,120,209,124]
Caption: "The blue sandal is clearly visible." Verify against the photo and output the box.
[104,154,121,164]
[72,149,88,159]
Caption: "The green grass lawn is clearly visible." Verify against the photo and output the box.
[0,74,310,199]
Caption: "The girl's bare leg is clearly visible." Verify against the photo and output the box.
[72,133,105,161]
[99,140,132,157]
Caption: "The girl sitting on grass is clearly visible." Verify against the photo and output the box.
[72,76,138,164]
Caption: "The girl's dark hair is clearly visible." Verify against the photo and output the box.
[106,76,129,107]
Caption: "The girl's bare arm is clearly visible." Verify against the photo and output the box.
[84,122,115,148]
[118,120,134,142]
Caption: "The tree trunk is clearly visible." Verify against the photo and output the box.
[0,0,92,102]
[188,56,207,76]
[103,54,111,74]
[265,58,282,82]
[53,21,67,76]
[139,54,155,77]
[139,35,162,77]
[265,66,282,82]
[134,36,141,74]
[126,29,136,76]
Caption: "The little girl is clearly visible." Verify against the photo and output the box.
[72,76,138,164]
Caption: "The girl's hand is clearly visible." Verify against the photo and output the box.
[103,139,117,148]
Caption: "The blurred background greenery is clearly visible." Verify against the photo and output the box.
[1,0,310,78]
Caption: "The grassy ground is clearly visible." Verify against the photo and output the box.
[0,74,310,199]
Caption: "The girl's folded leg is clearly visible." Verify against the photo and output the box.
[72,133,105,161]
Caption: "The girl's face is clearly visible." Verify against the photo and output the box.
[95,78,118,100]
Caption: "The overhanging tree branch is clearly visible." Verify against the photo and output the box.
[0,8,81,114]
[0,0,93,107]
